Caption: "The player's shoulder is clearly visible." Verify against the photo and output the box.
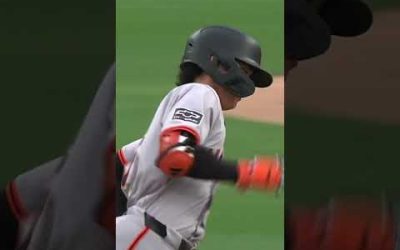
[172,83,220,101]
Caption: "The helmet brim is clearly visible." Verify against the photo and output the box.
[236,58,273,88]
[252,69,273,88]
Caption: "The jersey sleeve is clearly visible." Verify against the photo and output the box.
[118,138,143,165]
[161,85,220,144]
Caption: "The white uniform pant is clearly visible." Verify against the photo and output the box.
[116,206,194,250]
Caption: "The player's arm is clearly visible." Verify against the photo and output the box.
[117,138,143,187]
[189,146,283,191]
[156,85,282,191]
[117,138,143,165]
[116,138,142,215]
[156,129,282,191]
[156,127,199,177]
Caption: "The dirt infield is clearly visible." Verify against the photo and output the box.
[225,76,284,125]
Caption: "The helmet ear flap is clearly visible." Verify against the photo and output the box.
[208,52,256,97]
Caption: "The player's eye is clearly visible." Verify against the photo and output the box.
[237,61,254,77]
[241,66,253,76]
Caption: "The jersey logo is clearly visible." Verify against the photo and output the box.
[172,108,203,124]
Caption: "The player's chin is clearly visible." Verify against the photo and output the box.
[224,100,240,110]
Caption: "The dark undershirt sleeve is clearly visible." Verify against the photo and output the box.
[188,145,239,182]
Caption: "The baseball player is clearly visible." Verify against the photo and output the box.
[116,26,283,250]
[284,0,398,249]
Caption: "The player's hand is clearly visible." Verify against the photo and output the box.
[236,156,283,191]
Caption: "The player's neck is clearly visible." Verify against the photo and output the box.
[194,74,215,85]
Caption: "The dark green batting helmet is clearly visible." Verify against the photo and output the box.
[180,26,273,98]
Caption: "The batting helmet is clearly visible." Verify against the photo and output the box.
[180,26,273,98]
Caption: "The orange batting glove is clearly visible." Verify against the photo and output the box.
[236,156,283,191]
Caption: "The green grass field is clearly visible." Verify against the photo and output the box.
[117,0,284,249]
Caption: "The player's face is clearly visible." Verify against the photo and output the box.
[219,85,242,110]
[216,62,254,110]
[206,81,240,111]
[195,74,241,110]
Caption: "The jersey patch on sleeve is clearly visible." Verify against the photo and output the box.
[172,108,203,124]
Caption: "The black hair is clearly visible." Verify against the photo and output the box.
[176,63,203,85]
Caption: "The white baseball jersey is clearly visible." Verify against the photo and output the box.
[120,83,225,244]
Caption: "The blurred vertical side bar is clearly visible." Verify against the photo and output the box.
[0,0,115,248]
[285,0,400,249]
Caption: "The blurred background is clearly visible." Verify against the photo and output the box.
[286,0,400,205]
[0,1,114,185]
[284,1,400,248]
[116,0,284,249]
